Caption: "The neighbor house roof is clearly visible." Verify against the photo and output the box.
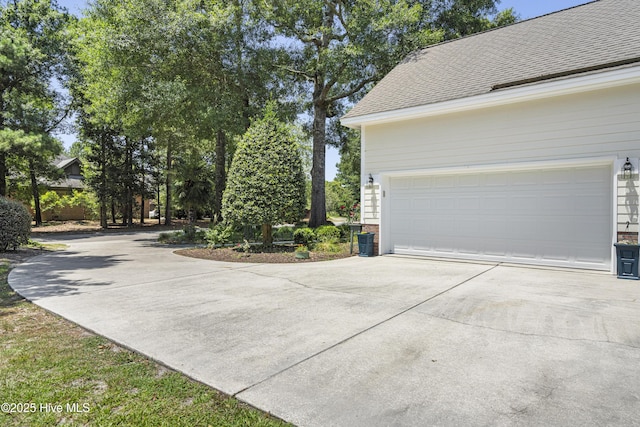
[48,155,84,190]
[342,0,640,121]
[54,155,79,171]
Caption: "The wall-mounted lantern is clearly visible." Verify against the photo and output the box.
[623,157,633,179]
[368,174,374,186]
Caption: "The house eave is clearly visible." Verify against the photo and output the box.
[341,65,640,129]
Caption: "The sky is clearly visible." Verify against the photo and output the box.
[54,0,593,180]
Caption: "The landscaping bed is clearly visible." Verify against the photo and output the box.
[30,219,210,235]
[177,243,356,263]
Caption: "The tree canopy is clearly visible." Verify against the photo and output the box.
[1,0,517,229]
[262,0,515,227]
[0,0,73,224]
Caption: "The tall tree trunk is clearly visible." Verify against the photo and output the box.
[28,160,42,226]
[127,143,134,227]
[127,193,133,227]
[0,151,6,197]
[0,110,5,196]
[111,200,116,224]
[157,179,161,225]
[100,203,107,229]
[164,141,172,225]
[261,223,273,248]
[309,97,327,228]
[213,130,226,223]
[99,135,108,229]
[140,172,145,224]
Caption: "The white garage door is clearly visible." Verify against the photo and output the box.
[389,165,612,270]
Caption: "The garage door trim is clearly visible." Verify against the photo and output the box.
[379,157,616,271]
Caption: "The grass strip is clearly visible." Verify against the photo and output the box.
[0,255,290,427]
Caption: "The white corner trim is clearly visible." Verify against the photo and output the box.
[341,66,640,128]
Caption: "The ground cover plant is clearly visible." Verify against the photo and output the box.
[177,242,354,263]
[176,224,357,263]
[0,251,289,426]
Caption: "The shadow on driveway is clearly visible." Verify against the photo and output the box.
[9,250,126,300]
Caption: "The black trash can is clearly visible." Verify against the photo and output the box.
[357,232,375,257]
[614,243,640,280]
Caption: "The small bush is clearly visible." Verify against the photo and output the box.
[0,197,32,251]
[315,225,341,243]
[183,224,197,241]
[40,190,66,218]
[158,228,206,245]
[314,241,344,253]
[68,190,100,220]
[158,231,186,244]
[293,227,315,245]
[205,224,233,247]
[273,226,294,241]
[337,224,351,240]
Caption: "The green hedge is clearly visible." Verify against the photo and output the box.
[0,197,32,251]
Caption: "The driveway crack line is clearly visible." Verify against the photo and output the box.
[421,312,640,350]
[232,263,500,397]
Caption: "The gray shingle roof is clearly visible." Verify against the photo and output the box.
[54,155,78,170]
[343,0,640,120]
[48,177,85,190]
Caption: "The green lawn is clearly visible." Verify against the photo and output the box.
[0,256,290,427]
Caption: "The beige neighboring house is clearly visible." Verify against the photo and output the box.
[42,155,86,221]
[43,156,152,221]
[341,0,640,273]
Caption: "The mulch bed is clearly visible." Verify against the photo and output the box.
[30,219,209,235]
[176,245,356,263]
[24,220,358,264]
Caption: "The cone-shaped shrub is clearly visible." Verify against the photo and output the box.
[222,104,305,246]
[0,197,32,251]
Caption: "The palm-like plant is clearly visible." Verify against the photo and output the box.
[174,154,214,224]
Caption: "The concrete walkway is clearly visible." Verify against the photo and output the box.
[9,232,640,426]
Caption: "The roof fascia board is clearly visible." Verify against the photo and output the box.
[341,66,640,129]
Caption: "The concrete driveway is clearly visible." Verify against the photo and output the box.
[9,232,640,426]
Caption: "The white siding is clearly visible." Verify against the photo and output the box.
[617,174,640,233]
[362,184,380,224]
[363,84,640,174]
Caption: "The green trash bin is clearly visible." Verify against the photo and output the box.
[357,232,375,257]
[614,243,640,280]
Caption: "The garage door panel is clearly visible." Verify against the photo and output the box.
[433,197,456,211]
[575,195,611,214]
[510,171,539,186]
[484,239,508,256]
[390,197,412,213]
[510,242,539,260]
[458,174,480,187]
[542,169,573,184]
[481,196,509,211]
[510,195,543,213]
[388,165,612,270]
[457,196,480,211]
[434,176,456,188]
[486,173,509,186]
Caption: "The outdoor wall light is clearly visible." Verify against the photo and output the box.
[368,174,374,185]
[623,157,633,179]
